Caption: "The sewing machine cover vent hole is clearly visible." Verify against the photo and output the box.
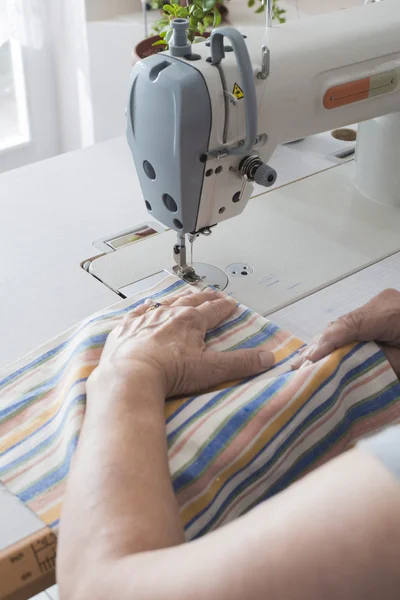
[163,193,178,212]
[232,192,241,203]
[227,264,254,277]
[173,218,183,229]
[145,201,152,210]
[143,160,156,179]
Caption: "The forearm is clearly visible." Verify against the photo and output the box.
[61,448,400,600]
[57,366,184,598]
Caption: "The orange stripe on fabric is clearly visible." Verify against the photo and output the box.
[39,501,63,526]
[0,364,94,453]
[179,344,354,525]
[176,367,311,507]
[215,361,392,525]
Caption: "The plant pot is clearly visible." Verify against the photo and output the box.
[134,35,165,60]
[134,31,211,61]
[217,2,229,22]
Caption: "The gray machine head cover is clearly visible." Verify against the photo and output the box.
[126,54,212,234]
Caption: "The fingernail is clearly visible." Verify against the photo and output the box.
[259,351,274,368]
[299,359,313,370]
[290,357,303,370]
[303,343,316,359]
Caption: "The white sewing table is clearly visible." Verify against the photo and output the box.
[1,133,400,600]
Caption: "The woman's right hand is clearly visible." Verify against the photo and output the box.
[291,289,400,378]
[89,289,274,400]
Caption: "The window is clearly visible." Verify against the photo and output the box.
[0,0,29,151]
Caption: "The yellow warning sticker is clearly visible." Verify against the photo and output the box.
[232,83,244,100]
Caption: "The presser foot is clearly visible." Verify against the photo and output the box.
[172,232,228,289]
[172,264,203,285]
[173,232,203,285]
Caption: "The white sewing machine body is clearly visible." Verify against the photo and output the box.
[89,0,400,313]
[127,0,400,238]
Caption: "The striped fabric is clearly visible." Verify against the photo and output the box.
[1,274,400,541]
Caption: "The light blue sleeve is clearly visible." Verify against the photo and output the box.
[358,425,400,479]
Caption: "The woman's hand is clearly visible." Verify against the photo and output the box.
[89,289,274,398]
[291,289,400,377]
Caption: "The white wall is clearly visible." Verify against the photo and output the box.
[85,0,142,22]
[87,20,142,144]
[49,0,95,152]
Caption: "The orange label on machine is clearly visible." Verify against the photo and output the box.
[323,70,399,109]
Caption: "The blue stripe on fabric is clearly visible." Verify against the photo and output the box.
[193,381,399,538]
[205,311,279,344]
[166,325,293,429]
[204,308,253,341]
[19,433,80,503]
[0,333,105,422]
[0,381,87,458]
[172,374,290,489]
[0,280,185,390]
[183,344,369,533]
[263,381,400,500]
[0,394,85,477]
[232,328,279,351]
[167,387,238,443]
[49,519,60,529]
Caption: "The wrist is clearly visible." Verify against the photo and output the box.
[87,361,166,409]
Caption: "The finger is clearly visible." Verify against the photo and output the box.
[304,312,369,363]
[291,352,309,370]
[171,289,219,308]
[288,343,310,370]
[128,290,194,318]
[203,346,275,386]
[196,296,238,330]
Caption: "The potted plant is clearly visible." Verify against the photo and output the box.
[134,0,286,60]
[249,0,286,24]
[135,0,224,59]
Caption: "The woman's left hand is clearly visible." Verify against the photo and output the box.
[89,289,274,398]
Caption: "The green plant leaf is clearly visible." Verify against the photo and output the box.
[163,4,175,14]
[255,4,264,12]
[193,7,204,18]
[170,0,179,4]
[178,6,189,16]
[165,29,173,43]
[189,16,198,28]
[152,39,168,46]
[213,6,221,27]
[202,0,216,12]
[159,30,167,37]
[193,35,207,43]
[247,0,255,6]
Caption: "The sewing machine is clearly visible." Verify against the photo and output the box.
[86,0,400,315]
[3,5,400,599]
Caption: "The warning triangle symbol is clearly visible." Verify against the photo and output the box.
[232,83,244,100]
